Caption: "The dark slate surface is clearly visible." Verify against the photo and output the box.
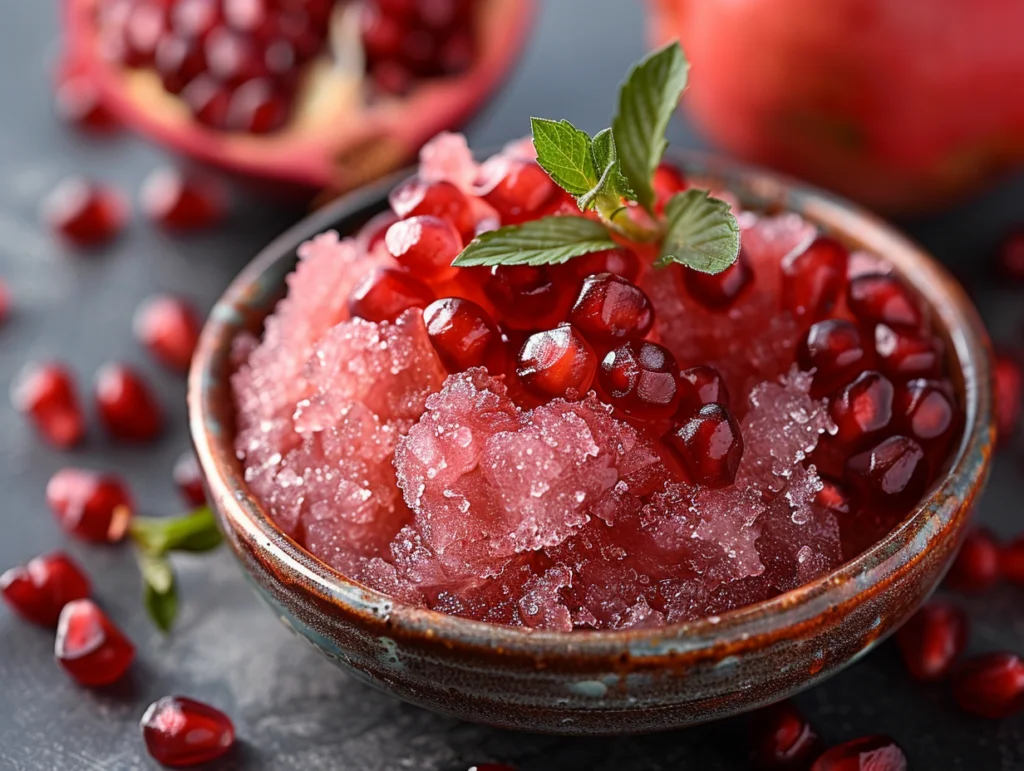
[1,2,1023,769]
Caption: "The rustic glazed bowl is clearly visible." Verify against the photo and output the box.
[188,152,994,736]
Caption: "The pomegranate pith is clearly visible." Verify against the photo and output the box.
[95,363,163,442]
[42,177,126,247]
[141,695,236,767]
[348,267,434,323]
[952,652,1024,719]
[945,528,1000,593]
[0,552,91,627]
[55,599,135,686]
[133,295,202,373]
[896,602,968,681]
[11,362,86,448]
[809,735,907,771]
[46,468,134,543]
[667,402,744,488]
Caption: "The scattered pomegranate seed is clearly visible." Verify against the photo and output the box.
[173,451,208,508]
[677,365,730,414]
[828,370,895,448]
[95,363,163,442]
[140,167,226,231]
[874,325,943,381]
[0,278,9,324]
[479,158,555,223]
[845,435,928,505]
[945,528,1000,593]
[389,179,476,241]
[54,74,120,133]
[999,536,1024,584]
[996,228,1024,281]
[994,352,1022,446]
[516,324,597,400]
[385,215,462,280]
[683,247,753,309]
[896,602,968,681]
[847,273,923,331]
[952,652,1024,719]
[568,247,642,284]
[810,735,907,771]
[781,236,848,323]
[569,273,654,347]
[815,478,852,517]
[484,265,573,331]
[897,379,956,450]
[42,177,127,247]
[797,320,868,398]
[141,695,236,767]
[597,341,681,420]
[55,599,135,687]
[423,297,503,373]
[133,295,202,373]
[0,552,91,627]
[668,402,744,488]
[10,361,86,448]
[749,701,819,770]
[652,162,687,214]
[348,267,435,323]
[46,468,133,543]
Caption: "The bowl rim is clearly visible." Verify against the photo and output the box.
[189,149,994,660]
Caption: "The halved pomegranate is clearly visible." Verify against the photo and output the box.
[62,0,535,195]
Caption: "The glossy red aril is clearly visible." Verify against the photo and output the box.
[847,273,923,331]
[141,695,236,767]
[133,295,202,373]
[0,279,9,324]
[140,167,226,231]
[874,325,943,381]
[0,552,91,627]
[423,297,502,373]
[483,265,572,331]
[384,215,462,280]
[683,247,753,309]
[389,179,476,241]
[996,228,1024,281]
[517,325,597,400]
[1000,536,1024,584]
[829,371,895,448]
[897,379,955,449]
[668,402,744,488]
[797,320,868,398]
[952,652,1024,719]
[568,247,642,284]
[677,365,730,413]
[780,236,848,322]
[845,435,928,505]
[945,528,1000,593]
[55,599,135,686]
[10,362,85,448]
[42,177,126,247]
[348,267,434,323]
[54,74,119,133]
[810,735,907,771]
[598,341,680,420]
[896,602,968,681]
[652,162,687,215]
[95,363,163,442]
[749,701,819,770]
[815,478,852,517]
[478,158,555,223]
[994,353,1022,445]
[46,468,133,543]
[569,273,654,346]
[173,451,207,507]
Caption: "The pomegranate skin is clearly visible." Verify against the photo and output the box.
[648,0,1024,211]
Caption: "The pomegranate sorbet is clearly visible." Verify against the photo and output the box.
[231,128,960,631]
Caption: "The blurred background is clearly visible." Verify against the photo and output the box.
[1,1,1023,768]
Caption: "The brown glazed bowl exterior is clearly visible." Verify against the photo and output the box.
[188,152,994,736]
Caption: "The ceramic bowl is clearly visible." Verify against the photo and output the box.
[188,152,994,736]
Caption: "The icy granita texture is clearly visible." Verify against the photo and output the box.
[231,133,961,630]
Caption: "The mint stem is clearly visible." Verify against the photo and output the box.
[596,196,662,243]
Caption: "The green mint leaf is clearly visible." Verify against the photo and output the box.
[129,507,223,556]
[138,552,178,633]
[658,189,741,273]
[579,128,635,211]
[611,42,690,213]
[531,118,597,198]
[451,216,616,268]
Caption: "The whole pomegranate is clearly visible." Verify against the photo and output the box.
[647,0,1024,211]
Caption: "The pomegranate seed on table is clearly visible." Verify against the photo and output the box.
[667,402,744,488]
[897,378,956,450]
[385,215,462,280]
[810,735,907,771]
[55,599,135,687]
[996,228,1024,281]
[0,278,9,323]
[677,365,730,414]
[945,528,1000,592]
[46,468,134,543]
[173,451,208,508]
[993,352,1022,445]
[749,701,819,770]
[140,167,226,231]
[423,297,503,373]
[10,361,86,448]
[815,478,852,517]
[94,363,163,442]
[133,294,202,373]
[0,552,91,627]
[568,247,642,284]
[781,236,849,323]
[483,265,573,331]
[348,267,435,323]
[54,74,120,133]
[846,273,923,331]
[999,536,1024,584]
[389,179,477,241]
[845,436,928,505]
[683,247,753,309]
[797,320,869,398]
[896,602,968,681]
[874,325,943,381]
[597,341,681,420]
[42,177,127,247]
[828,371,895,448]
[141,695,236,767]
[516,325,597,400]
[952,652,1024,719]
[569,273,654,347]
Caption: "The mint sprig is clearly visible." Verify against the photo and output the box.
[137,551,178,634]
[658,190,741,273]
[531,118,597,198]
[452,216,616,268]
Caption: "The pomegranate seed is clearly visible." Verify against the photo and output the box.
[423,297,503,373]
[133,295,202,373]
[171,0,221,38]
[677,365,730,414]
[749,701,819,770]
[945,528,1000,593]
[54,74,120,133]
[810,735,907,771]
[847,273,923,331]
[996,228,1024,281]
[667,402,744,488]
[348,267,434,323]
[124,2,167,65]
[952,652,1024,719]
[569,273,654,347]
[845,435,928,505]
[385,215,462,280]
[994,352,1022,446]
[181,76,231,129]
[0,552,91,627]
[797,320,868,398]
[370,59,414,95]
[357,210,399,254]
[516,325,597,400]
[815,478,852,517]
[223,0,268,32]
[874,325,943,381]
[483,265,573,331]
[11,362,85,448]
[780,236,848,323]
[479,159,555,223]
[94,363,163,442]
[828,371,895,448]
[204,27,264,84]
[46,468,134,543]
[1000,536,1024,584]
[42,178,126,247]
[598,341,681,420]
[389,179,476,241]
[0,278,9,324]
[174,451,207,507]
[140,167,226,230]
[55,599,135,687]
[897,379,956,450]
[568,247,642,284]
[227,78,289,134]
[361,6,404,60]
[154,34,207,94]
[141,695,236,767]
[683,247,753,310]
[896,602,968,681]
